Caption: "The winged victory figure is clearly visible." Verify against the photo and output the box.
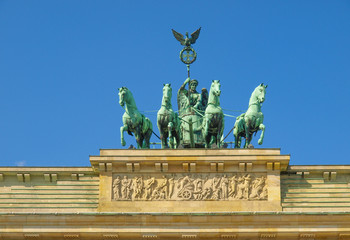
[172,27,201,47]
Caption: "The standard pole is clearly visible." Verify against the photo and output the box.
[189,117,195,148]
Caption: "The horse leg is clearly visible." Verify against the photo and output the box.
[134,127,142,149]
[258,123,265,145]
[158,119,167,149]
[157,120,164,149]
[159,130,165,149]
[244,120,252,148]
[233,126,240,148]
[203,118,210,148]
[218,118,224,148]
[163,131,169,149]
[140,134,146,149]
[120,125,127,146]
[174,122,181,149]
[174,116,181,148]
[174,131,180,149]
[168,122,174,149]
[144,129,152,149]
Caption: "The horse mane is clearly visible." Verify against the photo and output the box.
[208,81,220,105]
[161,85,173,109]
[248,86,260,106]
[162,94,172,109]
[124,88,138,111]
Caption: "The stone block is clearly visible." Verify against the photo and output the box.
[218,162,224,171]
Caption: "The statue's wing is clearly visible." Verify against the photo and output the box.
[172,29,185,45]
[190,27,201,44]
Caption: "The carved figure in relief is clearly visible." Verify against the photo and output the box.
[151,175,168,200]
[221,174,229,200]
[243,174,252,199]
[193,176,204,200]
[237,174,251,199]
[132,176,144,200]
[261,183,268,200]
[211,175,221,200]
[168,177,175,198]
[229,175,237,198]
[177,175,195,200]
[249,176,266,199]
[144,176,156,200]
[121,176,132,200]
[112,174,267,201]
[113,176,121,200]
[201,178,213,200]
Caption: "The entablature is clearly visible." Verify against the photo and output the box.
[90,149,290,173]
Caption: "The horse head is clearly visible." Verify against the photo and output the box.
[255,83,267,104]
[210,80,221,97]
[162,83,172,107]
[118,86,128,107]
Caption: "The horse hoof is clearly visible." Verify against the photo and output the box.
[211,143,218,149]
[121,140,126,146]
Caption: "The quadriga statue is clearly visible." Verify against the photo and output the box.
[157,84,181,149]
[118,87,153,149]
[233,83,267,148]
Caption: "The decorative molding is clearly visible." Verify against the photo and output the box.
[260,233,276,239]
[182,234,197,238]
[221,234,237,239]
[112,173,267,201]
[64,234,80,239]
[299,233,315,240]
[102,234,119,239]
[142,235,157,238]
[24,234,40,239]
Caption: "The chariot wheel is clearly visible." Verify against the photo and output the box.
[182,190,192,200]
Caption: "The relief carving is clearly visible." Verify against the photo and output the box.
[112,173,267,201]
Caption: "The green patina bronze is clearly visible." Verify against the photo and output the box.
[202,80,224,148]
[233,84,267,148]
[177,77,207,147]
[117,28,269,149]
[172,27,201,77]
[157,84,181,149]
[118,87,153,149]
[172,28,201,48]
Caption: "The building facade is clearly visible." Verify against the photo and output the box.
[1,149,350,239]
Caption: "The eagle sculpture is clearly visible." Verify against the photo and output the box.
[172,27,201,47]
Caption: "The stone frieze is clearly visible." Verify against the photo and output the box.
[112,173,267,201]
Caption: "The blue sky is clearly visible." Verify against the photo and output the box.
[0,1,349,166]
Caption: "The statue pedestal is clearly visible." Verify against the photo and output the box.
[90,148,290,213]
